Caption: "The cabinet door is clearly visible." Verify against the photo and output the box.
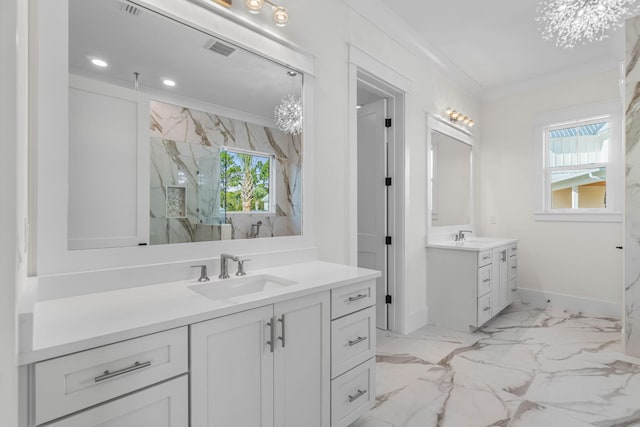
[274,292,330,427]
[492,247,509,315]
[47,375,187,427]
[191,305,274,427]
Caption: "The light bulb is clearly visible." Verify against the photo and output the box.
[245,0,263,13]
[445,107,453,115]
[273,6,288,27]
[468,120,475,127]
[91,58,108,67]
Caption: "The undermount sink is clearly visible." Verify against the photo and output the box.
[189,274,298,300]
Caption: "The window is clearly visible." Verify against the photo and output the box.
[220,148,274,213]
[534,101,622,222]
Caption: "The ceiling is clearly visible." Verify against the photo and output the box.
[69,0,301,120]
[383,0,625,94]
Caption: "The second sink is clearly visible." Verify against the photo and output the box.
[189,274,297,300]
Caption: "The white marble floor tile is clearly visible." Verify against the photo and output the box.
[355,304,640,427]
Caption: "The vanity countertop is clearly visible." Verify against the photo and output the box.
[427,237,518,252]
[20,261,380,365]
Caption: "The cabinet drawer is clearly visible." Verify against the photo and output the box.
[331,280,375,319]
[508,255,517,280]
[46,375,188,427]
[331,358,375,427]
[331,306,375,378]
[478,250,492,267]
[477,293,492,326]
[477,265,492,297]
[508,244,518,257]
[35,327,188,425]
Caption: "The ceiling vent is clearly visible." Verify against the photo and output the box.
[119,1,142,16]
[206,40,236,57]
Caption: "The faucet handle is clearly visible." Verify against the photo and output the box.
[236,258,251,276]
[191,265,210,282]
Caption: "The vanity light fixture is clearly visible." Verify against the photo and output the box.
[90,58,108,68]
[446,107,475,128]
[536,0,637,48]
[244,0,289,27]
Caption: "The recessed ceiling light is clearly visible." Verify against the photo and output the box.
[91,58,108,67]
[163,79,176,87]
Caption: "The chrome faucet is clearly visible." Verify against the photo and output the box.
[455,230,472,241]
[191,264,210,282]
[219,253,239,279]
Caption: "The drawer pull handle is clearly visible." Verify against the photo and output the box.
[348,389,367,403]
[512,289,517,292]
[94,360,151,383]
[482,279,490,283]
[483,306,491,312]
[483,255,490,260]
[347,294,367,303]
[348,336,367,346]
[511,266,517,269]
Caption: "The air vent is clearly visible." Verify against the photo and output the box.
[206,40,236,57]
[119,1,141,16]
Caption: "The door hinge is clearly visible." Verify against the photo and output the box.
[385,177,392,186]
[385,236,392,245]
[385,294,392,304]
[385,118,392,128]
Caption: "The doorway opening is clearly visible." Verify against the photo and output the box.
[354,70,405,332]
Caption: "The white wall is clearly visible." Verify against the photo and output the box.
[1,0,28,425]
[479,69,623,306]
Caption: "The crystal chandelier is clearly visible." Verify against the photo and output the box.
[536,0,637,48]
[274,71,303,135]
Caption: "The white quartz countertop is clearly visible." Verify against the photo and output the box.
[20,261,380,365]
[426,237,518,252]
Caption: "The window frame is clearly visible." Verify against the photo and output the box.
[220,146,276,214]
[533,100,623,223]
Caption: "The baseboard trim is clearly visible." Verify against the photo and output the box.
[404,307,429,335]
[516,288,621,319]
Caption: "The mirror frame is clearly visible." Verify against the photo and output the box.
[426,114,475,240]
[33,0,315,275]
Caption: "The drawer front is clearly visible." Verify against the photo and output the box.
[508,244,518,257]
[477,293,492,326]
[35,327,188,425]
[478,250,492,267]
[477,265,492,297]
[509,278,517,303]
[331,358,375,427]
[331,280,375,319]
[46,375,188,427]
[508,255,517,280]
[331,306,375,378]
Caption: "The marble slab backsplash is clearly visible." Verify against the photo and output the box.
[625,16,640,357]
[149,100,302,244]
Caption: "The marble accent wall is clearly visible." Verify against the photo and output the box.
[149,100,302,244]
[625,17,640,356]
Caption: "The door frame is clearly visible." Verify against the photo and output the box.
[348,45,409,333]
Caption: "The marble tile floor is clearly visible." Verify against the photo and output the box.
[353,303,640,427]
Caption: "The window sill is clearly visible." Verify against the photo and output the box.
[534,212,623,223]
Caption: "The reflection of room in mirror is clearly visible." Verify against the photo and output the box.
[149,100,302,245]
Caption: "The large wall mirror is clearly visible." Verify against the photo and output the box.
[68,0,303,250]
[428,116,473,229]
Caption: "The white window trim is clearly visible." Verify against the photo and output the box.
[220,146,276,214]
[533,100,623,223]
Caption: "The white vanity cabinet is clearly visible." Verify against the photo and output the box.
[330,280,377,427]
[427,240,518,332]
[190,291,330,427]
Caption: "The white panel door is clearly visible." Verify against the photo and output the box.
[47,376,188,427]
[190,305,274,427]
[273,292,330,427]
[357,98,388,329]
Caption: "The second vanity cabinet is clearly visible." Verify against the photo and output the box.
[427,240,518,332]
[190,291,330,427]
